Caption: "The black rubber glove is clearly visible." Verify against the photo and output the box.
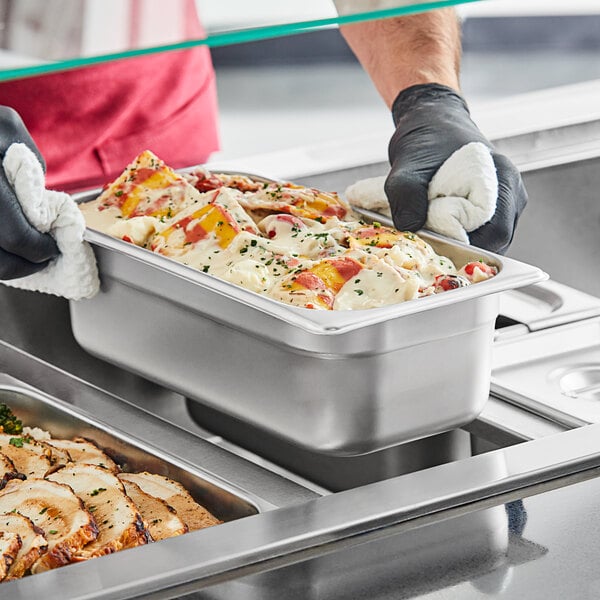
[385,84,527,254]
[0,106,59,279]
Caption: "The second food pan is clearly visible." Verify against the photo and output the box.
[0,372,256,591]
[71,192,546,455]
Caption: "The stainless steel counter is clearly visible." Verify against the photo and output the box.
[5,351,600,599]
[2,278,600,599]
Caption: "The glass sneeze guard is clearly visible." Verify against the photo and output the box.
[0,0,484,82]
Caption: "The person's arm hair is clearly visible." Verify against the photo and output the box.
[339,9,461,108]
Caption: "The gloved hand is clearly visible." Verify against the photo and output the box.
[0,106,59,279]
[385,83,527,254]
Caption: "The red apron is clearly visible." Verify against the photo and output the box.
[0,7,219,191]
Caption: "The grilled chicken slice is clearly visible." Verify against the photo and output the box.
[44,438,119,473]
[0,434,53,478]
[0,531,21,581]
[0,512,48,579]
[0,453,16,478]
[0,478,97,572]
[120,478,188,541]
[48,464,149,559]
[118,472,221,531]
[39,442,72,468]
[19,429,73,468]
[1,453,25,490]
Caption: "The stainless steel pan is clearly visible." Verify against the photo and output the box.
[71,181,546,455]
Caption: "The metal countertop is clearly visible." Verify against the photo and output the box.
[2,281,600,599]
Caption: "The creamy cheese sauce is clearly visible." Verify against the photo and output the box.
[79,203,123,232]
[107,216,158,246]
[80,152,498,311]
[334,262,420,310]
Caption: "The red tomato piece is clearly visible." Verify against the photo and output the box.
[294,271,325,291]
[328,257,363,282]
[463,262,497,277]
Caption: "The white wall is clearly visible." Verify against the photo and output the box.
[458,0,600,17]
[195,0,600,31]
[195,0,336,30]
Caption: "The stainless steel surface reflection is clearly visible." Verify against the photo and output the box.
[492,316,600,427]
[5,419,600,599]
[187,400,474,492]
[0,285,184,406]
[178,501,546,600]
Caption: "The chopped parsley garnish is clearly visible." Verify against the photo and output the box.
[9,437,24,448]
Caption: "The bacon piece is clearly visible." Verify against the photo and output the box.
[274,256,364,310]
[239,185,350,222]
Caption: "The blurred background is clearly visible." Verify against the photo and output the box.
[199,0,600,295]
[202,0,600,161]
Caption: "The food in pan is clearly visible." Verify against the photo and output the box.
[118,472,220,531]
[118,478,188,541]
[0,433,54,479]
[0,478,99,573]
[79,151,498,310]
[43,437,120,473]
[0,404,220,582]
[0,530,21,580]
[0,513,47,579]
[47,464,150,561]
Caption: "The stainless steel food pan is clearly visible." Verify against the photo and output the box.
[71,193,546,455]
[0,373,266,523]
[0,369,316,598]
[492,316,600,428]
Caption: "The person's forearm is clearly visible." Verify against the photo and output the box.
[339,9,461,108]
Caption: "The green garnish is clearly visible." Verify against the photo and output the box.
[0,403,23,434]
